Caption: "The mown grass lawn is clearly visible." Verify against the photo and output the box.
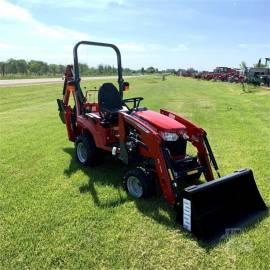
[0,76,269,269]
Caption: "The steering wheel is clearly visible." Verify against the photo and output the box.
[122,97,144,112]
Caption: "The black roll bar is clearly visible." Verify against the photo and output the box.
[73,41,124,98]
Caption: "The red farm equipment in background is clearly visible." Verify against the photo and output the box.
[57,41,267,241]
[212,67,244,82]
[197,67,244,83]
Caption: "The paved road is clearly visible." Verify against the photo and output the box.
[0,76,138,87]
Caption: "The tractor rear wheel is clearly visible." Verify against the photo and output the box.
[75,135,99,166]
[124,167,155,199]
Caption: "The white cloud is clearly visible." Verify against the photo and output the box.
[238,43,249,48]
[33,24,89,40]
[148,44,163,50]
[0,0,92,64]
[0,1,211,69]
[171,44,189,52]
[238,43,270,49]
[0,42,18,50]
[187,34,206,41]
[0,0,90,41]
[118,42,145,52]
[0,0,32,23]
[16,0,126,9]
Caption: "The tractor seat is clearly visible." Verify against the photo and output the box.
[98,83,123,122]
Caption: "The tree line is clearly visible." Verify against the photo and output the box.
[0,59,65,76]
[0,58,174,77]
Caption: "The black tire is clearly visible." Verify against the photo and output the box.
[123,167,155,199]
[75,135,98,166]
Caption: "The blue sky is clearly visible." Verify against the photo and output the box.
[0,0,269,70]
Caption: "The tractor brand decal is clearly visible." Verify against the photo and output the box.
[183,198,192,231]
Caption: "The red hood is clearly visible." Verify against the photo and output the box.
[134,110,186,132]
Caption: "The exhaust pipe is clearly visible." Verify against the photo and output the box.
[181,168,267,241]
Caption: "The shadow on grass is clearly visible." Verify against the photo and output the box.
[200,210,269,251]
[63,147,268,249]
[63,147,129,208]
[241,83,260,94]
[63,147,177,230]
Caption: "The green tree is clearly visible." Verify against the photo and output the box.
[6,59,17,74]
[16,59,28,74]
[240,61,248,75]
[48,64,58,75]
[28,60,42,74]
[40,62,48,74]
[79,63,89,75]
[146,66,155,73]
[98,64,104,74]
[186,67,197,73]
[254,59,267,68]
[57,65,66,74]
[166,68,177,74]
[0,62,6,76]
[28,60,48,75]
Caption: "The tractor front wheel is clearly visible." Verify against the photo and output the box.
[124,167,155,199]
[75,135,98,166]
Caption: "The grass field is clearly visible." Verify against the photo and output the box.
[0,76,269,269]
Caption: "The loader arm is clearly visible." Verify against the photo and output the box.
[159,109,266,240]
[118,112,178,205]
[160,109,217,181]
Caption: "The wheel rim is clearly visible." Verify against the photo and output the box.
[127,176,143,198]
[77,142,87,163]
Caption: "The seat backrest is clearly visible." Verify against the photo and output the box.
[98,83,122,113]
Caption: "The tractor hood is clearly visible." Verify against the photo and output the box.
[134,110,186,133]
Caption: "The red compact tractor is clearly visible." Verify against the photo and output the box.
[57,41,266,241]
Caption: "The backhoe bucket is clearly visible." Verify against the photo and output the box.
[57,99,66,124]
[182,168,267,241]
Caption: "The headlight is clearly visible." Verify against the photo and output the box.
[159,132,179,141]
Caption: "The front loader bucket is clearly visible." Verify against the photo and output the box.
[182,168,267,241]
